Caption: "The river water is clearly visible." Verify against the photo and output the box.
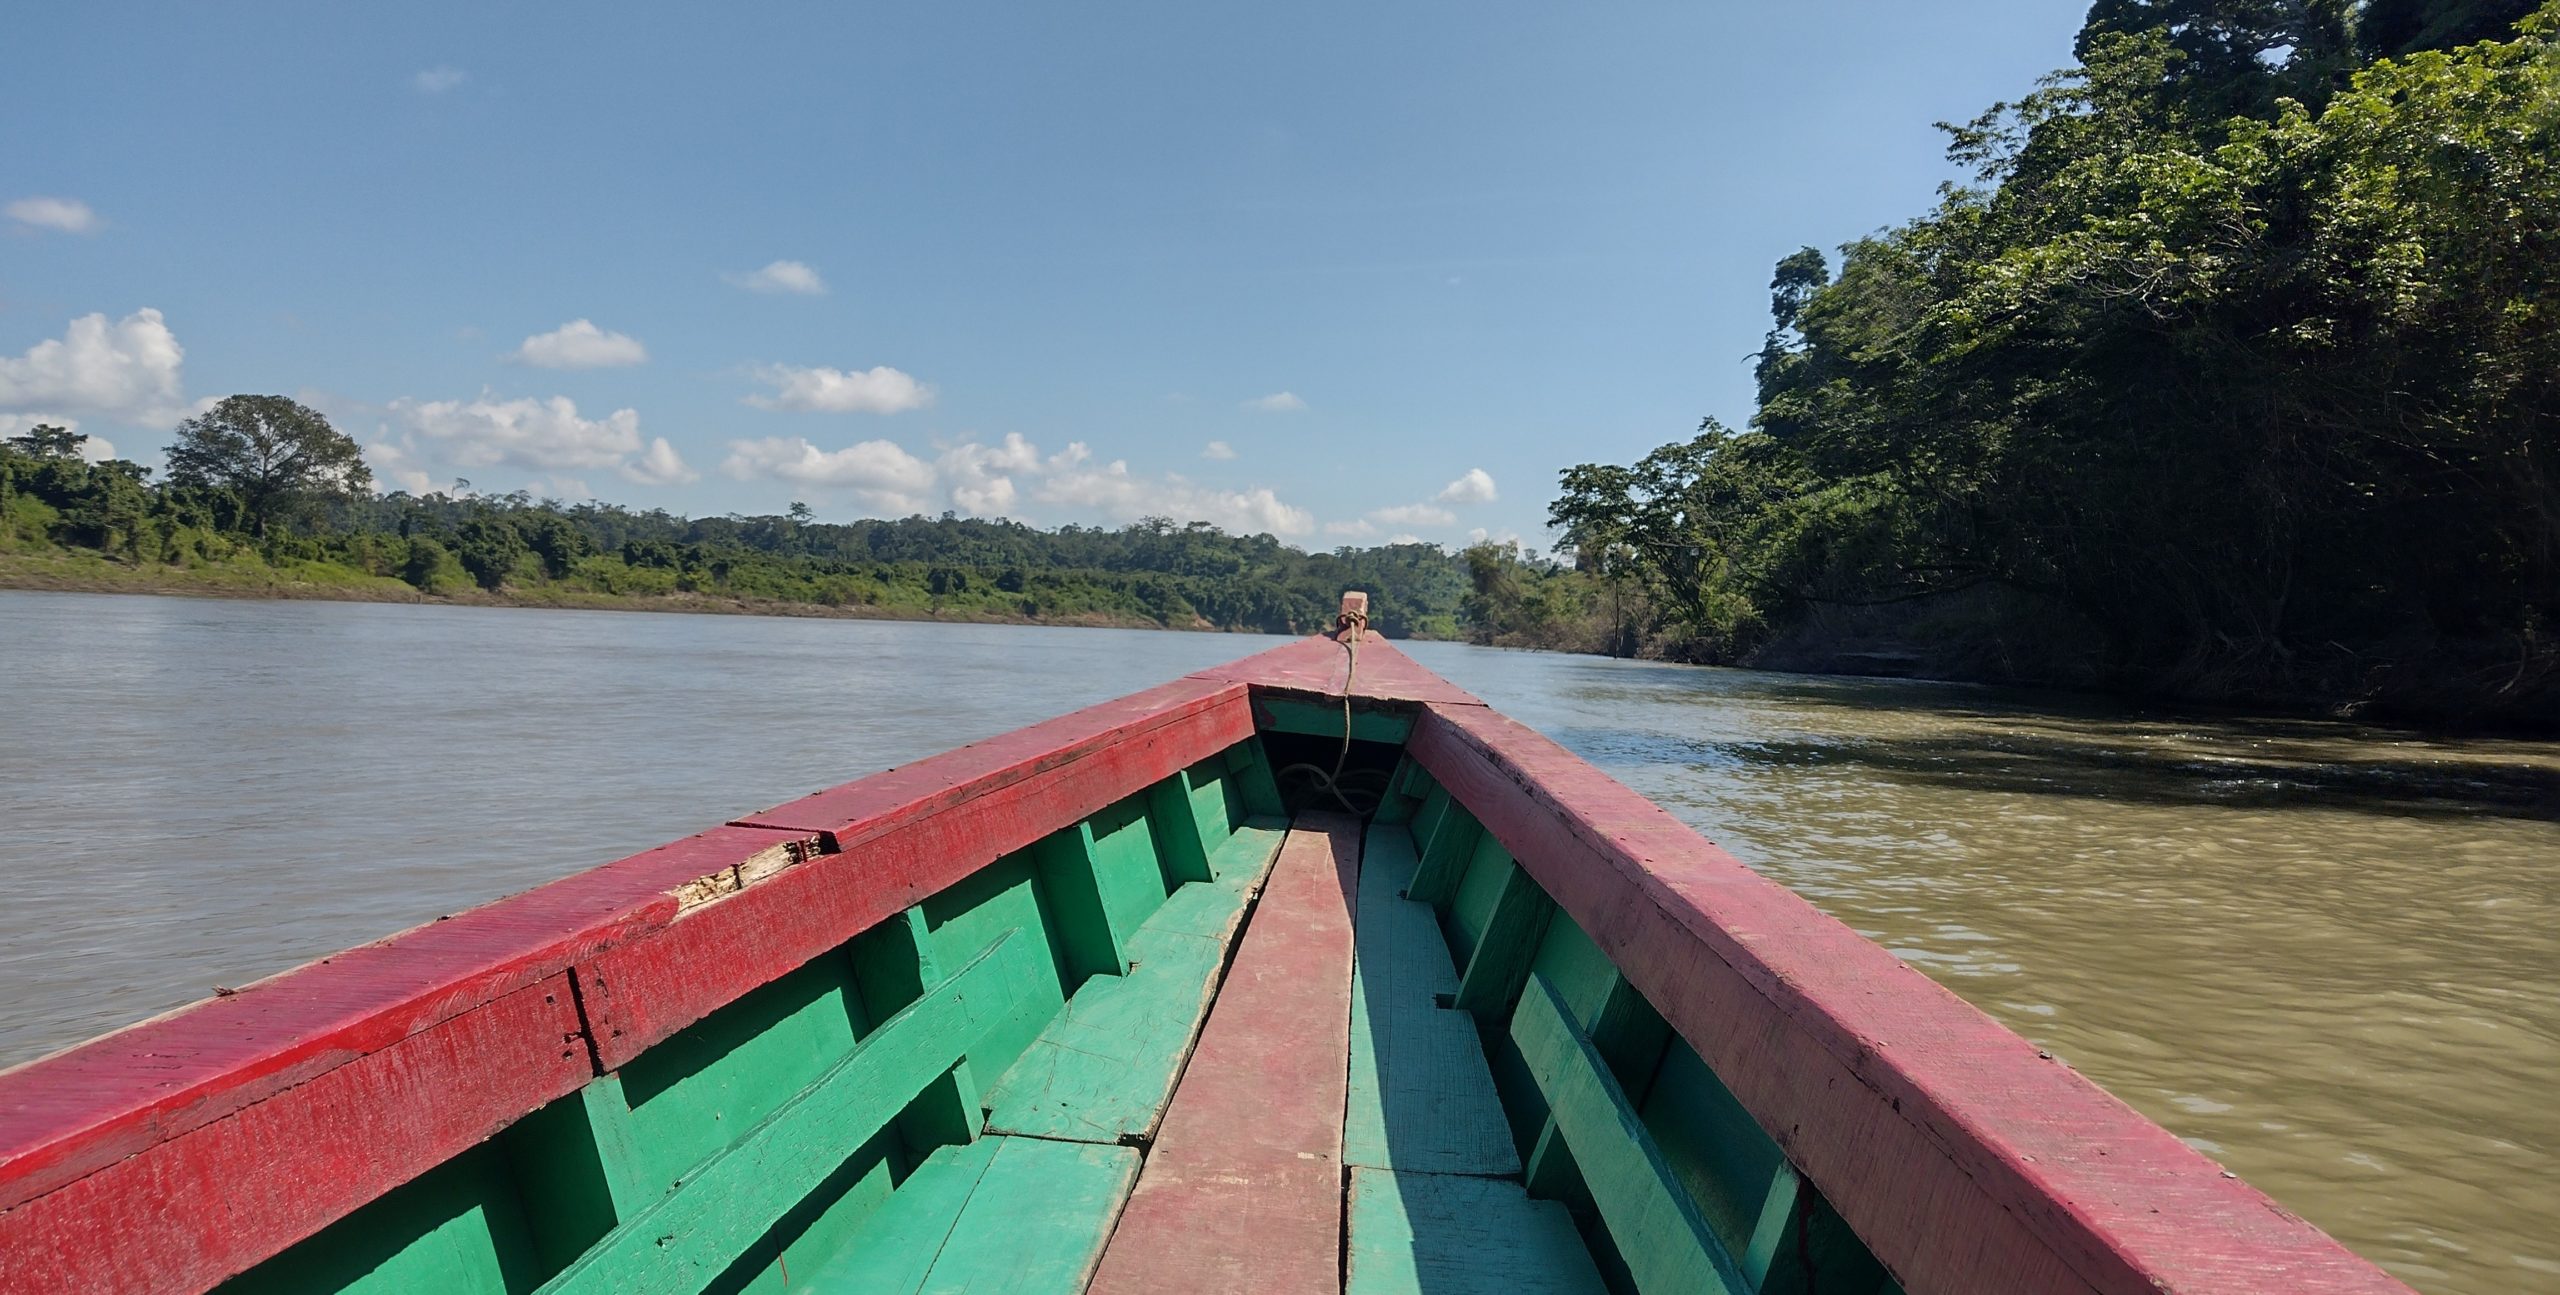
[0,591,2551,1293]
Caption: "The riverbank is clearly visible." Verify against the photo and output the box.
[0,551,1186,632]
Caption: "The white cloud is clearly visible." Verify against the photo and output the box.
[1386,534,1427,546]
[0,309,185,423]
[1436,467,1498,504]
[1323,518,1378,538]
[1244,391,1305,413]
[538,477,594,501]
[937,432,1042,516]
[722,435,936,512]
[413,66,468,94]
[726,260,827,296]
[1037,448,1314,536]
[747,363,933,414]
[1201,440,1237,460]
[391,393,646,472]
[1368,502,1457,528]
[6,197,100,235]
[364,437,438,496]
[511,319,648,369]
[623,437,698,486]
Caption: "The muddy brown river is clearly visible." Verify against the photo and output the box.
[2,591,2551,1292]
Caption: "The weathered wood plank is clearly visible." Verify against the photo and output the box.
[799,1135,1139,1294]
[0,825,808,1217]
[1179,758,1238,857]
[1344,823,1517,1177]
[0,976,592,1295]
[539,932,1032,1295]
[1086,814,1361,1295]
[1405,799,1483,907]
[1207,818,1289,883]
[850,907,983,1158]
[584,683,1253,1071]
[1143,775,1214,886]
[1224,739,1286,819]
[1032,822,1134,980]
[1452,864,1555,1017]
[1511,974,1745,1295]
[1252,694,1416,744]
[979,927,1223,1144]
[982,820,1284,1143]
[1743,1162,1805,1288]
[1414,697,2421,1294]
[792,1135,997,1294]
[1183,631,1484,706]
[1345,1167,1606,1295]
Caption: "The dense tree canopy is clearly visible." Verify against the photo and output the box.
[4,417,1472,638]
[164,395,372,538]
[1532,1,2559,724]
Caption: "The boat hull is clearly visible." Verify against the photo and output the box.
[0,634,2411,1294]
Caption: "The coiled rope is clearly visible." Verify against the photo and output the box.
[1275,602,1380,816]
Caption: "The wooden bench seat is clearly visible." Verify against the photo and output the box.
[797,1135,1138,1293]
[1084,813,1362,1295]
[980,825,1286,1144]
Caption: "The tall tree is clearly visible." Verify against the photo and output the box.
[2358,0,2540,53]
[5,424,86,460]
[164,395,372,537]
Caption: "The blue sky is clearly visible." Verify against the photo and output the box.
[4,3,2085,550]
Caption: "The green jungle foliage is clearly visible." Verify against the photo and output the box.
[0,415,1469,639]
[1522,0,2559,725]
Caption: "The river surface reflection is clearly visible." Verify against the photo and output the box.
[3,592,2551,1293]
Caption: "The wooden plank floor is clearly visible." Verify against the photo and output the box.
[1344,823,1518,1177]
[982,826,1288,1144]
[1084,812,1362,1295]
[800,1134,1139,1293]
[1344,1168,1604,1295]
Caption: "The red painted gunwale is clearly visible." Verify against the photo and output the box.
[0,674,1249,1293]
[0,633,2414,1295]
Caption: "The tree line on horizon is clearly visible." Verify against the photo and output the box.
[0,400,1471,637]
[1466,0,2559,726]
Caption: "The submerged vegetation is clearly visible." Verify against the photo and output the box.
[0,410,1469,637]
[1476,1,2560,726]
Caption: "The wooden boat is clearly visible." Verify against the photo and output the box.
[0,599,2413,1294]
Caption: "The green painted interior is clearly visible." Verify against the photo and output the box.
[220,727,1893,1295]
[1379,787,1899,1295]
[219,735,1287,1295]
[1255,695,1417,745]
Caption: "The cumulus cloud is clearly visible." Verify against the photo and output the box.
[1201,440,1237,460]
[6,197,100,235]
[511,319,648,369]
[1367,502,1457,528]
[722,436,937,512]
[746,363,933,414]
[1243,391,1305,413]
[726,260,827,295]
[382,393,688,486]
[363,437,439,496]
[1037,448,1314,536]
[1436,467,1498,504]
[0,309,186,424]
[623,437,698,486]
[1323,518,1378,538]
[414,66,468,93]
[937,432,1043,516]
